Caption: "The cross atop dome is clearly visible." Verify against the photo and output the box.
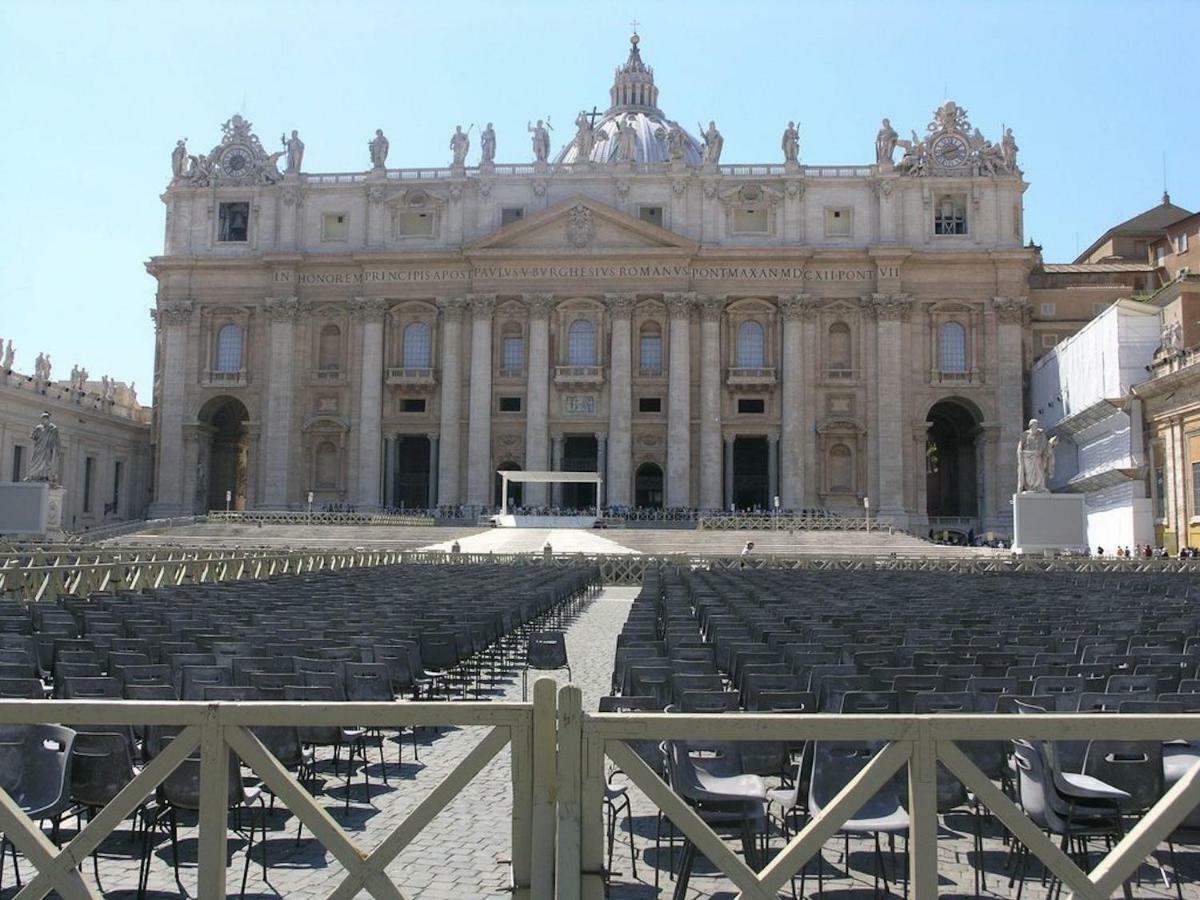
[610,30,661,115]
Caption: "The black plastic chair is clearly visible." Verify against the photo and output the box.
[523,631,570,700]
[0,724,76,889]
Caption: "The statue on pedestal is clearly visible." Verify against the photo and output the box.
[528,120,550,163]
[3,341,13,371]
[615,115,637,162]
[24,412,61,485]
[781,121,800,164]
[480,123,496,164]
[875,118,898,165]
[666,122,685,163]
[171,139,188,180]
[572,111,595,161]
[1017,418,1058,494]
[281,130,305,174]
[449,125,470,167]
[698,120,723,165]
[368,129,389,168]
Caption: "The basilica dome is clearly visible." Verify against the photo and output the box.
[554,34,704,167]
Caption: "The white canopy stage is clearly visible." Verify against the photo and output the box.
[494,470,603,528]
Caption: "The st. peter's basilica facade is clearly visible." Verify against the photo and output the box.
[148,34,1033,534]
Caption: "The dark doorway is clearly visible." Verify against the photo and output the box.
[393,436,432,509]
[495,462,524,509]
[732,436,769,510]
[200,397,250,511]
[562,435,598,509]
[635,462,664,509]
[926,400,979,517]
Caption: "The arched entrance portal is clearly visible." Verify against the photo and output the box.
[495,462,524,509]
[926,400,980,520]
[199,397,250,511]
[635,463,663,509]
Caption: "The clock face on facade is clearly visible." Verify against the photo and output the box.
[221,148,250,174]
[932,134,969,168]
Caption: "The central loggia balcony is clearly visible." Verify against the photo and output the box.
[201,369,248,387]
[726,366,777,390]
[385,367,438,391]
[554,365,605,387]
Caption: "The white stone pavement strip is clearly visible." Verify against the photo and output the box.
[419,527,641,555]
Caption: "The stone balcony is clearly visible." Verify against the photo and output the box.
[554,365,605,387]
[385,367,438,391]
[930,369,982,385]
[725,367,776,391]
[201,369,248,388]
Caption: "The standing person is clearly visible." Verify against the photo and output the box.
[740,540,754,568]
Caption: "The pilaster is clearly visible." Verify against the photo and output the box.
[352,296,388,509]
[262,296,305,508]
[148,299,193,517]
[605,293,635,508]
[466,294,496,506]
[437,296,468,506]
[665,291,694,508]
[865,292,912,523]
[698,294,725,510]
[524,293,555,507]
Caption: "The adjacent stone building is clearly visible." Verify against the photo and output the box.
[147,34,1038,535]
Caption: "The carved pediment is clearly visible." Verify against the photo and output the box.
[465,195,697,255]
[817,418,865,435]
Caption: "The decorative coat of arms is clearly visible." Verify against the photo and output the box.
[566,204,595,248]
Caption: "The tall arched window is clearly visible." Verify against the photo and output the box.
[830,444,853,492]
[939,322,968,373]
[403,322,432,369]
[567,319,596,366]
[736,321,765,368]
[828,322,852,373]
[501,323,524,374]
[315,441,338,489]
[318,324,341,372]
[639,322,663,374]
[214,324,243,372]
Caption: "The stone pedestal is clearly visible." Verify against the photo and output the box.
[1012,492,1087,555]
[0,482,63,539]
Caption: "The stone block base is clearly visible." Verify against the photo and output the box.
[0,482,64,540]
[1012,492,1087,555]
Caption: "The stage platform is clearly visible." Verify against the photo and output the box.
[491,514,598,528]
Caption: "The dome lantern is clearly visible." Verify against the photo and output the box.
[610,32,661,115]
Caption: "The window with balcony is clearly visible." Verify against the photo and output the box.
[736,321,765,368]
[214,324,243,372]
[939,322,968,374]
[828,322,852,376]
[639,323,662,375]
[934,194,968,235]
[217,202,249,242]
[317,324,341,376]
[567,319,596,366]
[403,322,432,369]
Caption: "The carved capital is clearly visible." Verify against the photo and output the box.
[615,179,631,198]
[526,292,556,318]
[426,432,440,442]
[437,296,469,321]
[864,292,912,321]
[697,294,726,323]
[604,292,636,320]
[779,293,817,321]
[994,295,1030,325]
[154,299,194,328]
[785,180,805,199]
[664,291,695,319]
[595,431,608,442]
[468,293,496,318]
[350,296,388,322]
[262,296,307,321]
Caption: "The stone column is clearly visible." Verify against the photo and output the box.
[149,300,193,517]
[723,433,735,510]
[698,294,725,510]
[524,293,555,507]
[605,293,635,508]
[665,292,694,508]
[262,297,303,508]
[867,293,911,523]
[437,297,467,506]
[427,432,440,508]
[994,297,1028,527]
[465,294,496,507]
[353,297,388,509]
[778,294,811,508]
[595,431,608,510]
[382,436,394,508]
[551,433,564,507]
[768,430,779,504]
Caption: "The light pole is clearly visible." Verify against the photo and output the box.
[307,490,314,519]
[225,489,231,513]
[773,495,780,530]
[863,496,870,532]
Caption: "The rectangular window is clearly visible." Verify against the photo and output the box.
[1192,461,1200,518]
[10,445,23,482]
[732,207,770,234]
[737,398,765,414]
[638,397,662,413]
[401,398,426,413]
[638,206,664,227]
[394,211,435,237]
[83,456,95,513]
[217,202,250,242]
[321,213,349,241]
[112,461,122,514]
[1154,445,1166,519]
[1134,241,1148,260]
[1041,333,1059,348]
[502,336,524,373]
[498,396,522,413]
[500,207,525,227]
[1177,232,1190,254]
[933,194,968,235]
[639,334,662,374]
[824,207,852,238]
[1039,302,1056,318]
[1157,244,1168,265]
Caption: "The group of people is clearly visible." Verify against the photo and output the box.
[1097,544,1173,559]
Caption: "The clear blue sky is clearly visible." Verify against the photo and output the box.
[1,0,1195,394]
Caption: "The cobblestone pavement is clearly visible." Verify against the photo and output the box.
[6,587,1199,898]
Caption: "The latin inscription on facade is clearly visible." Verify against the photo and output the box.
[273,265,900,286]
[564,395,597,416]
